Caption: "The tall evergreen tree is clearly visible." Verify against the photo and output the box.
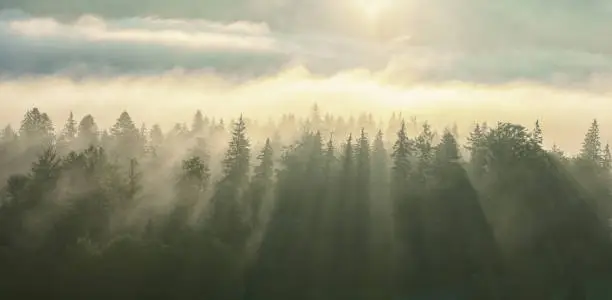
[580,119,601,164]
[165,156,210,241]
[19,108,54,144]
[60,111,77,141]
[425,130,501,298]
[466,123,487,178]
[414,122,436,184]
[192,110,205,135]
[110,111,142,159]
[76,114,98,148]
[249,138,274,228]
[210,115,251,249]
[533,120,543,146]
[391,120,412,194]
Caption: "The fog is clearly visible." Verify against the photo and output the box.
[2,67,612,155]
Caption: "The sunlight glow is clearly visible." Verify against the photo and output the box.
[358,0,391,20]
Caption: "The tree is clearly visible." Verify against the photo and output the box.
[414,122,436,184]
[110,111,142,159]
[1,125,16,142]
[220,116,251,187]
[76,115,99,148]
[391,120,412,192]
[369,129,393,297]
[425,130,501,298]
[580,119,601,164]
[249,138,274,228]
[210,115,251,249]
[533,120,543,146]
[165,156,211,241]
[60,111,77,142]
[19,108,54,144]
[466,123,487,178]
[551,143,566,159]
[192,110,205,135]
[391,120,425,297]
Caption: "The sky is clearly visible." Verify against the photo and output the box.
[1,0,611,153]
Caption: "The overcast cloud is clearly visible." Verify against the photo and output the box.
[0,1,611,86]
[1,2,612,152]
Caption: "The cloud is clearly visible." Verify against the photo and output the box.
[1,5,612,87]
[7,14,276,51]
[0,9,391,79]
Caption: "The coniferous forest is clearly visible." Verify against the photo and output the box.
[1,106,612,300]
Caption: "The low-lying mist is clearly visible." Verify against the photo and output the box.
[2,67,612,154]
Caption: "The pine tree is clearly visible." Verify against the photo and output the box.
[414,122,436,182]
[466,123,487,177]
[61,111,77,141]
[356,128,371,195]
[1,125,17,142]
[324,133,338,180]
[221,115,251,186]
[77,114,98,148]
[371,130,389,195]
[580,119,602,164]
[533,120,543,146]
[110,111,141,158]
[192,110,205,135]
[436,129,460,163]
[427,130,501,297]
[19,108,54,143]
[341,133,354,185]
[210,115,251,248]
[352,128,371,291]
[391,120,412,189]
[551,143,564,157]
[249,138,274,227]
[166,156,210,240]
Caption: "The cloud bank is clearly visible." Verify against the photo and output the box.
[1,7,612,86]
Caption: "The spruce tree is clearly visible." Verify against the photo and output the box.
[580,119,601,164]
[77,114,98,148]
[249,138,274,228]
[210,115,251,249]
[19,108,54,144]
[110,111,141,159]
[165,156,210,241]
[192,110,205,135]
[533,120,543,146]
[466,123,487,177]
[391,120,412,192]
[61,111,77,141]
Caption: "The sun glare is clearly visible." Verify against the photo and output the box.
[359,0,390,20]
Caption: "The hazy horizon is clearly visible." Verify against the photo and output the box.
[2,4,612,155]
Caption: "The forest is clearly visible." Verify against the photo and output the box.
[0,106,611,300]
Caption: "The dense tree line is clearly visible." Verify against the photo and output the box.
[1,106,612,299]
